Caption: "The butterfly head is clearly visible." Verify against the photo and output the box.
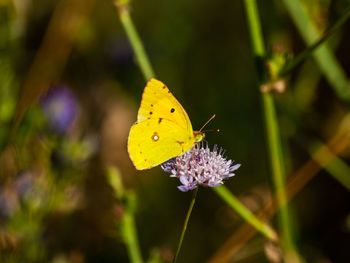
[193,131,205,143]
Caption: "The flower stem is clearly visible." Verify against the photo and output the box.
[115,0,155,80]
[243,0,299,259]
[262,93,295,251]
[172,187,199,263]
[213,186,278,241]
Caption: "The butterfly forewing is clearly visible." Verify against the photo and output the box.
[137,79,193,134]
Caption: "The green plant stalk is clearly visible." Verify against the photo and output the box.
[243,0,297,256]
[262,94,295,250]
[244,0,265,56]
[122,209,144,263]
[117,1,155,80]
[282,0,350,100]
[213,186,278,241]
[107,168,144,263]
[173,187,199,263]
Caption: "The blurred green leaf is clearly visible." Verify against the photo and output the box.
[282,0,350,100]
[310,141,350,191]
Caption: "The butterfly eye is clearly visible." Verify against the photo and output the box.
[170,108,175,113]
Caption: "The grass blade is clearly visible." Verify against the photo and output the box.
[282,0,350,100]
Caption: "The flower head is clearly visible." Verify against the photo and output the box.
[161,143,240,192]
[40,85,78,134]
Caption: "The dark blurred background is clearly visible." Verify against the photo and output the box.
[0,0,350,262]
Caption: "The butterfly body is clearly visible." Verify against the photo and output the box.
[128,78,204,170]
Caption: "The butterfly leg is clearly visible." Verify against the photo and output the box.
[176,157,181,176]
[191,142,199,162]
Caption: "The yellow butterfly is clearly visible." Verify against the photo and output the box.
[128,78,205,170]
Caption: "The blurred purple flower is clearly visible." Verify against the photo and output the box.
[161,143,240,192]
[14,171,35,199]
[40,85,77,133]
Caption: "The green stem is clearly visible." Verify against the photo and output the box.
[123,207,144,263]
[107,168,143,263]
[262,94,294,250]
[243,0,297,257]
[244,0,265,56]
[116,0,155,80]
[213,186,278,241]
[172,187,199,263]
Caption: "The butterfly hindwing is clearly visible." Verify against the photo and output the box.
[128,118,195,170]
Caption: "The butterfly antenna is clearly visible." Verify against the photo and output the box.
[201,129,220,133]
[199,114,216,132]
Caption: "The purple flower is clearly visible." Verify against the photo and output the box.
[161,143,240,192]
[14,171,35,199]
[40,85,77,134]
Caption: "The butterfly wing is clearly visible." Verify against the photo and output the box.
[128,118,195,170]
[136,78,193,134]
[128,78,196,170]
